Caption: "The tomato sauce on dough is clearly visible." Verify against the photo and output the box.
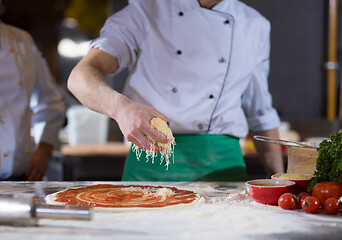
[54,184,199,208]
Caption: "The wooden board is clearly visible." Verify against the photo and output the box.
[61,142,131,157]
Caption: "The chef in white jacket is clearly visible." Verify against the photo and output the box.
[0,3,65,180]
[68,0,284,181]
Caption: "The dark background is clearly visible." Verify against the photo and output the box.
[242,0,327,119]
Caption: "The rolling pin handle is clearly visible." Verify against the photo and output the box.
[35,204,93,221]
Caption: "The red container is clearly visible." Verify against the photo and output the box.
[246,179,296,205]
[271,173,313,194]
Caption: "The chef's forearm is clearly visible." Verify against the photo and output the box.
[250,128,284,176]
[67,48,127,119]
[36,142,53,154]
[69,64,112,114]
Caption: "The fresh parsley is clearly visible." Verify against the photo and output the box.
[308,129,342,193]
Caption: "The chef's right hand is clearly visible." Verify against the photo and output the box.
[115,97,169,151]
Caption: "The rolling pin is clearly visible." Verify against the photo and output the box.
[0,193,93,226]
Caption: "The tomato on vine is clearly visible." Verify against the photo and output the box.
[278,193,296,210]
[302,196,320,214]
[312,182,342,205]
[323,198,340,215]
[296,192,310,208]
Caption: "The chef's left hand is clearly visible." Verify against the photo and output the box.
[25,142,53,181]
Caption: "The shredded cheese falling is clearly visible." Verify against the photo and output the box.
[132,117,175,169]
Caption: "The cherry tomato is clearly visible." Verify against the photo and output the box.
[312,182,342,205]
[296,192,311,208]
[278,193,296,210]
[302,196,320,214]
[323,198,340,215]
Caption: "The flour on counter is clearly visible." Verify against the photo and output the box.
[2,181,342,240]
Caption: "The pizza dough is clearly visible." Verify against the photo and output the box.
[45,184,201,212]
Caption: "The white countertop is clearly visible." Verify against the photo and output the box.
[0,181,341,240]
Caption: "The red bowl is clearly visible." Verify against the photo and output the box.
[271,173,313,194]
[246,179,296,205]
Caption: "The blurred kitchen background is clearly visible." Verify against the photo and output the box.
[2,0,342,180]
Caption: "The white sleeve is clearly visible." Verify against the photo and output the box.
[89,3,147,73]
[241,20,280,132]
[30,40,66,146]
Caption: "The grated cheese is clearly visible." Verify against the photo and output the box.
[121,186,175,197]
[132,117,175,169]
[276,173,313,180]
[154,188,175,197]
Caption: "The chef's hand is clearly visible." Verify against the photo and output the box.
[115,96,169,151]
[25,142,53,181]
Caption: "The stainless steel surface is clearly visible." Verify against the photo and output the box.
[0,192,92,226]
[253,135,318,149]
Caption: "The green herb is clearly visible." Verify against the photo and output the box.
[307,129,342,193]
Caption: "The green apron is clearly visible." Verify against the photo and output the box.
[122,134,247,181]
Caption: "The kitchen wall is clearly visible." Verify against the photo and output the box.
[242,0,327,119]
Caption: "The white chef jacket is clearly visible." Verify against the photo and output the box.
[0,23,65,179]
[90,0,280,138]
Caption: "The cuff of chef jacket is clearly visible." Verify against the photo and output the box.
[89,37,130,75]
[247,110,281,133]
